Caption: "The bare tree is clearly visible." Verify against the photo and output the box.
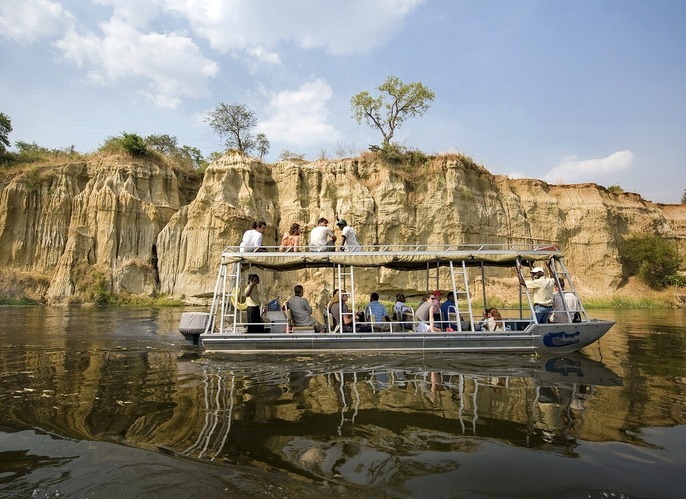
[205,103,257,153]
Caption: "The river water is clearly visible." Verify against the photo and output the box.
[0,307,684,498]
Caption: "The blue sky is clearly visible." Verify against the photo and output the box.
[1,0,685,203]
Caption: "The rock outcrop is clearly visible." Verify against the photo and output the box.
[0,152,683,304]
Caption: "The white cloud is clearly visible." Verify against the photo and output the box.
[543,150,635,184]
[54,18,218,108]
[243,45,281,74]
[258,79,341,147]
[2,0,424,108]
[0,0,74,43]
[91,0,162,29]
[161,0,426,55]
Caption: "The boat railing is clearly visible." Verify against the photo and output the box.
[224,242,561,255]
[234,308,538,335]
[202,240,591,335]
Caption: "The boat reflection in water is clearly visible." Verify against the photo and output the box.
[175,353,621,484]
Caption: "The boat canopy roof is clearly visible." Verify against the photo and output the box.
[221,244,563,271]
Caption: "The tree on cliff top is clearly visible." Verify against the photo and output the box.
[205,103,259,154]
[0,112,12,156]
[255,133,270,161]
[351,76,435,146]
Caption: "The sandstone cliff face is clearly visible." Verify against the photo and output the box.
[0,153,683,304]
[0,156,185,302]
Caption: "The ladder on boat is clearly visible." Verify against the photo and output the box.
[207,261,244,334]
[334,264,357,333]
[547,258,588,322]
[447,260,474,332]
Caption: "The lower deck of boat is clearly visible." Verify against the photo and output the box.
[197,321,614,355]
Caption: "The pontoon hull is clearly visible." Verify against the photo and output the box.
[198,320,614,355]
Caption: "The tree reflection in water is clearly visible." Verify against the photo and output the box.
[3,307,685,497]
[170,354,620,484]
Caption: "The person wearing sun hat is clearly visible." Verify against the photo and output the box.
[335,218,361,251]
[519,266,555,323]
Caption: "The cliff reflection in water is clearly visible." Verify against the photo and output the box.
[0,320,622,487]
[4,307,686,495]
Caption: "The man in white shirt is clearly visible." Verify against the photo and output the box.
[309,218,336,252]
[335,219,361,251]
[239,220,267,252]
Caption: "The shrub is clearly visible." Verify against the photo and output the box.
[377,143,428,168]
[623,234,679,289]
[669,273,686,288]
[100,132,148,157]
[278,150,306,162]
[71,263,114,305]
[607,184,624,194]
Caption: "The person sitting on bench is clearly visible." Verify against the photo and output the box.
[286,285,325,333]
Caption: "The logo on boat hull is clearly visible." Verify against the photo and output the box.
[543,331,580,348]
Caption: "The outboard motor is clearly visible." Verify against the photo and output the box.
[179,312,212,346]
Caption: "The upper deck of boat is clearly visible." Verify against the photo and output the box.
[220,243,563,271]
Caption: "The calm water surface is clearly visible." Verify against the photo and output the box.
[0,307,684,498]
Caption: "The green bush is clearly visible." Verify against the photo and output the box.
[2,141,79,166]
[71,263,114,305]
[623,234,679,289]
[607,184,624,194]
[669,273,686,288]
[378,143,428,167]
[0,295,39,305]
[100,132,148,157]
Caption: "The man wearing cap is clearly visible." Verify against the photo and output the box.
[335,219,361,251]
[519,266,555,323]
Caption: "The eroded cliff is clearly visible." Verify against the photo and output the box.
[0,152,683,304]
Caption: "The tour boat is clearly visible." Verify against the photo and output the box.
[178,243,615,354]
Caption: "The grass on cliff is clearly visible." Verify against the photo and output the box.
[0,270,49,305]
[114,294,185,307]
[0,296,40,305]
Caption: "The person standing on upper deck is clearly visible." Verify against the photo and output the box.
[239,220,267,252]
[519,266,555,324]
[335,219,361,252]
[310,218,336,252]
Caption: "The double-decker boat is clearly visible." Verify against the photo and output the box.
[178,243,614,354]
